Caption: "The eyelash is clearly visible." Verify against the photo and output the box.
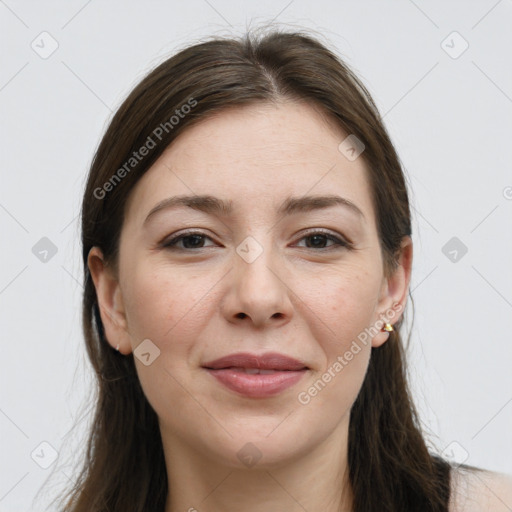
[162,229,352,252]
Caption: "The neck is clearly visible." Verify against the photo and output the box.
[162,415,354,512]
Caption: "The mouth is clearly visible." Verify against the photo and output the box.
[212,367,294,374]
[202,352,309,398]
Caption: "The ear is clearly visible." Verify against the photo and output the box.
[371,236,413,348]
[87,246,132,354]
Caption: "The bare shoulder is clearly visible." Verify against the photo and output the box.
[449,464,512,512]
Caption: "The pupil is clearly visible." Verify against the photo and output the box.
[184,235,203,248]
[308,235,326,248]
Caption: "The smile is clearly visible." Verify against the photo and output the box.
[202,352,309,398]
[204,368,308,398]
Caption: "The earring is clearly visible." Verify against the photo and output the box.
[382,323,394,332]
[115,344,120,351]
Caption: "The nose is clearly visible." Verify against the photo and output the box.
[221,240,294,328]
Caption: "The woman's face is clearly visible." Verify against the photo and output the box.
[90,101,411,470]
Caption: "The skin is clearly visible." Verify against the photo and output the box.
[449,467,512,512]
[88,100,512,511]
[88,100,414,511]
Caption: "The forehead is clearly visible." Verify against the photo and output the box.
[125,101,376,225]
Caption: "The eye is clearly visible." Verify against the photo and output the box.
[162,231,216,250]
[161,229,352,252]
[294,230,351,250]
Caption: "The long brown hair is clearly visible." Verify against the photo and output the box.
[55,28,455,511]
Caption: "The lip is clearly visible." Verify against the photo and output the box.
[202,352,308,371]
[202,352,309,398]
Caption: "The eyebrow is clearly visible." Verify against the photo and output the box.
[144,193,365,224]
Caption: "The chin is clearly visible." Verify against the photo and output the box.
[217,435,311,471]
[197,414,324,471]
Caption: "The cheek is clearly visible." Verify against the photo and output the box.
[298,265,381,355]
[121,261,216,346]
[292,265,379,405]
[293,272,376,433]
[120,261,220,423]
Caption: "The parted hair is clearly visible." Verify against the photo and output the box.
[55,28,456,511]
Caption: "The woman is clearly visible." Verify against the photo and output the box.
[57,29,511,511]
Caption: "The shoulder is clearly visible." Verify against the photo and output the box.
[449,464,512,512]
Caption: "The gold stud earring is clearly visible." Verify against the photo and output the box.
[382,323,394,332]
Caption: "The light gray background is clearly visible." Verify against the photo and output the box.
[1,1,511,510]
